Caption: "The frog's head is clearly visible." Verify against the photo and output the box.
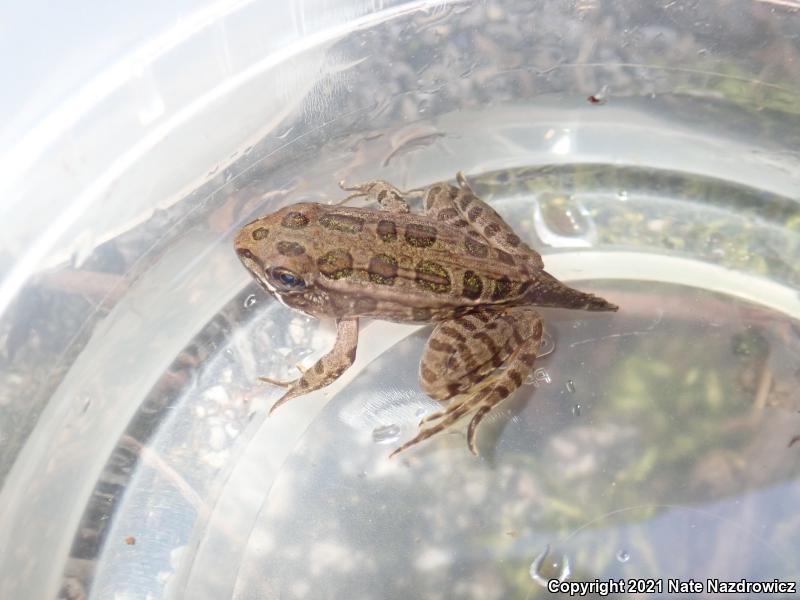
[234,203,327,314]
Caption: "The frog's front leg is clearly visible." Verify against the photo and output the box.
[390,307,543,457]
[338,179,415,213]
[261,316,359,414]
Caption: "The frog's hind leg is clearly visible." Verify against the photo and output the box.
[262,316,359,414]
[454,171,545,269]
[418,309,529,401]
[390,307,543,457]
[421,172,545,270]
[462,334,540,455]
[420,182,469,225]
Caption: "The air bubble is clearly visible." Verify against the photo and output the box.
[533,193,596,248]
[530,545,571,587]
[617,190,629,201]
[572,404,581,417]
[244,294,257,308]
[525,367,552,387]
[537,332,555,358]
[616,549,630,563]
[565,380,576,393]
[372,424,401,444]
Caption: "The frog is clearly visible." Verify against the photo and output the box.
[234,172,617,456]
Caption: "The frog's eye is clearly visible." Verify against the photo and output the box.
[269,267,306,291]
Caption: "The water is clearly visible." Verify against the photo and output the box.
[194,159,798,598]
[69,151,800,600]
[16,103,799,599]
[525,367,553,388]
[371,423,401,444]
[529,545,572,587]
[3,1,800,598]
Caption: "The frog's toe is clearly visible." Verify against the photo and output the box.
[388,426,439,458]
[466,405,491,456]
[268,392,293,415]
[390,402,473,457]
[267,382,308,415]
[258,375,293,387]
[260,373,306,414]
[418,404,453,425]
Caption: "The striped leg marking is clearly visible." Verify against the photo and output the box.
[392,307,543,457]
[454,171,544,269]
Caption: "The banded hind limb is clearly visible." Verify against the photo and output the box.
[390,307,543,457]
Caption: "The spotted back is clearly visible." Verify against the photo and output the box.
[233,201,534,322]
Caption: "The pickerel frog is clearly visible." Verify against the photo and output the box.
[234,173,617,456]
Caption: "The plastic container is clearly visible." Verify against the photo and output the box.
[1,1,799,598]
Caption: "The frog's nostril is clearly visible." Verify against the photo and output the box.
[237,248,255,260]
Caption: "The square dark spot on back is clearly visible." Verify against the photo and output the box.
[276,241,306,256]
[415,261,451,293]
[377,219,398,242]
[405,223,438,248]
[368,254,398,285]
[281,211,309,229]
[462,271,484,300]
[320,213,365,233]
[464,236,488,258]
